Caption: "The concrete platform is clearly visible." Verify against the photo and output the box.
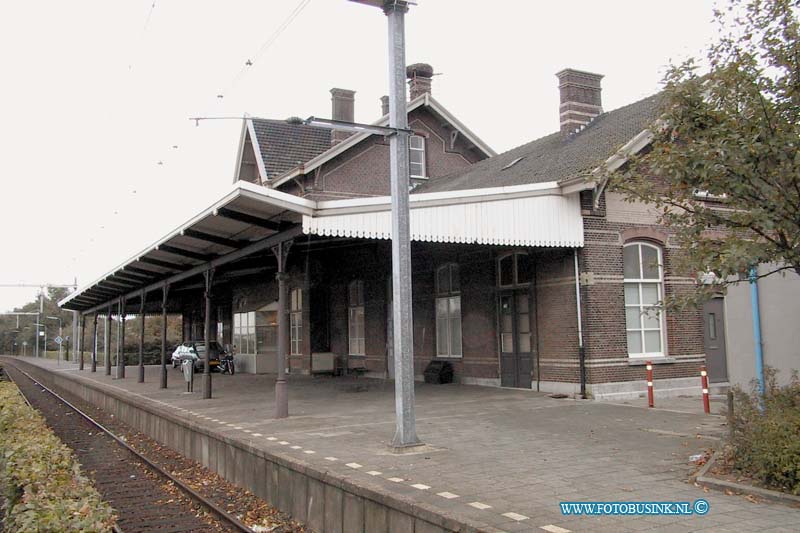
[5,356,799,533]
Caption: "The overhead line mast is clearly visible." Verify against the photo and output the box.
[0,280,79,358]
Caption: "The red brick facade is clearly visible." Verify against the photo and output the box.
[279,107,483,200]
[197,92,708,395]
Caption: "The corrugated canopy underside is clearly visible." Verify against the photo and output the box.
[59,184,309,312]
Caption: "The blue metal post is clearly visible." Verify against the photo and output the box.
[749,266,765,400]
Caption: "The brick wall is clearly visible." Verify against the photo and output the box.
[580,190,706,385]
[534,249,581,384]
[279,107,483,200]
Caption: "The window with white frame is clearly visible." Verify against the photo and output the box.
[623,242,665,357]
[348,280,365,355]
[435,264,462,358]
[409,135,426,179]
[233,311,256,354]
[216,307,225,346]
[290,288,302,355]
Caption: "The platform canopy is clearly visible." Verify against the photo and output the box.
[305,182,584,247]
[60,181,584,313]
[59,183,314,313]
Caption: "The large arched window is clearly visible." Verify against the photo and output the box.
[623,242,665,357]
[435,264,462,358]
[290,288,302,355]
[348,280,365,355]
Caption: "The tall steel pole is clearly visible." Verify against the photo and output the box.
[384,1,420,448]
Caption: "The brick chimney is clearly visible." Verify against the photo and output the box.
[380,95,390,116]
[406,63,433,99]
[556,69,603,136]
[330,88,355,145]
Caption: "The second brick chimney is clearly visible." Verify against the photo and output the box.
[407,63,434,99]
[556,69,603,137]
[330,88,356,145]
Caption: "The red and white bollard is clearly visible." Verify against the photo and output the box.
[700,365,710,414]
[646,361,654,408]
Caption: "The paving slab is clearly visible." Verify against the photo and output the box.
[10,356,800,532]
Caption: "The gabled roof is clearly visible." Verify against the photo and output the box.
[249,119,333,181]
[266,92,497,188]
[414,93,663,194]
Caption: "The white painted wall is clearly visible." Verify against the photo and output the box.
[724,265,800,388]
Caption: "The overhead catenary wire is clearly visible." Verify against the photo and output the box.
[72,2,315,282]
[219,0,313,98]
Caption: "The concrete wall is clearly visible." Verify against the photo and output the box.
[6,358,485,533]
[724,265,800,388]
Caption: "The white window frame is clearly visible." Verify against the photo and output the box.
[409,135,426,179]
[233,311,256,354]
[435,264,462,358]
[623,242,666,358]
[290,288,302,356]
[348,280,366,356]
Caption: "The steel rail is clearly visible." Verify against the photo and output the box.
[7,364,254,533]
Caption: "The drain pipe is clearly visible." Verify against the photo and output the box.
[574,249,587,399]
[749,266,765,406]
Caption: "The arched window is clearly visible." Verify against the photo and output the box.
[497,252,533,287]
[435,264,462,358]
[623,242,665,357]
[290,288,302,355]
[348,280,365,355]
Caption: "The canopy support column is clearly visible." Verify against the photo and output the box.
[160,284,170,389]
[116,297,126,379]
[138,291,146,383]
[104,305,112,376]
[91,313,98,372]
[202,270,215,399]
[79,315,86,370]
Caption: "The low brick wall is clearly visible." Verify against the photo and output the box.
[3,357,487,533]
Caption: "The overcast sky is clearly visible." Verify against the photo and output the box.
[0,0,718,312]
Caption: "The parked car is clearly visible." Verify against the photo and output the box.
[171,341,223,372]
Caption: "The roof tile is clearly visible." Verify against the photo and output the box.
[414,93,662,193]
[251,119,332,179]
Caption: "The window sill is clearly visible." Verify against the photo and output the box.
[628,356,676,366]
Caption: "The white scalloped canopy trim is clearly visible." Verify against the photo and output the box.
[303,194,584,248]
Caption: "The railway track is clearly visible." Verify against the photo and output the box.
[3,363,254,533]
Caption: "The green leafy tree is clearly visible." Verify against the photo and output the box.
[609,0,800,306]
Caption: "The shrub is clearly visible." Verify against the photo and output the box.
[730,368,800,495]
[0,381,116,531]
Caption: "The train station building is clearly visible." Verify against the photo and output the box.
[59,66,710,400]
